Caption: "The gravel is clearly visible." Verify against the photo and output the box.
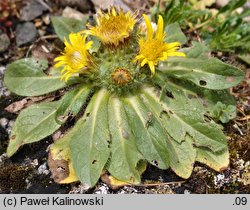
[16,22,38,47]
[20,0,48,21]
[0,33,10,53]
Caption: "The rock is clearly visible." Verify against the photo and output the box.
[37,162,50,175]
[216,0,229,7]
[0,66,10,97]
[16,22,37,47]
[91,0,131,11]
[56,0,94,13]
[62,6,85,20]
[0,33,10,53]
[20,0,48,21]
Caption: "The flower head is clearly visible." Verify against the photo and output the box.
[111,67,132,85]
[85,8,136,46]
[135,15,186,76]
[54,33,93,81]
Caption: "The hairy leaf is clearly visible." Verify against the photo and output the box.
[181,41,210,59]
[165,23,187,44]
[51,16,88,41]
[123,95,170,169]
[70,89,110,187]
[7,101,61,157]
[196,148,229,171]
[49,136,79,184]
[141,86,228,153]
[4,58,67,96]
[158,57,244,89]
[56,85,91,124]
[107,96,143,183]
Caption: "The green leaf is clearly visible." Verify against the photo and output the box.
[123,95,170,169]
[165,23,187,44]
[4,58,67,96]
[155,73,236,117]
[196,147,229,171]
[141,86,228,153]
[166,135,196,178]
[158,57,244,89]
[125,91,196,178]
[51,16,88,41]
[70,89,111,187]
[7,101,61,157]
[238,54,250,65]
[211,101,236,123]
[49,134,79,183]
[181,41,210,59]
[218,0,246,14]
[56,85,91,124]
[107,96,143,184]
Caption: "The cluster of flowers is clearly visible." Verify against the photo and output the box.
[54,8,185,82]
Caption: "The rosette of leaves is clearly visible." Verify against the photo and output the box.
[4,12,244,187]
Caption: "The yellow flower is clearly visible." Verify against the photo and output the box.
[84,8,136,46]
[135,15,186,76]
[54,33,93,81]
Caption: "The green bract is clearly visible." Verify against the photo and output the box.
[4,14,244,188]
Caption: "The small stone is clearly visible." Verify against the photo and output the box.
[216,0,229,7]
[20,0,48,21]
[0,118,8,128]
[0,153,8,163]
[42,14,50,25]
[62,6,85,20]
[37,162,50,175]
[184,189,191,194]
[35,19,43,27]
[16,22,38,47]
[92,0,131,11]
[0,66,10,98]
[0,33,10,53]
[94,184,109,194]
[31,159,39,166]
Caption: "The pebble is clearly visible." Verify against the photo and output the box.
[94,184,109,194]
[92,0,131,11]
[216,0,229,7]
[0,118,14,135]
[0,118,8,128]
[62,7,86,20]
[37,162,50,175]
[0,66,10,97]
[69,184,91,194]
[0,33,10,53]
[20,0,48,21]
[0,153,8,163]
[184,189,191,194]
[16,22,38,47]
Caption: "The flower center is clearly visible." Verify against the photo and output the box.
[111,67,132,86]
[71,51,82,63]
[140,39,165,62]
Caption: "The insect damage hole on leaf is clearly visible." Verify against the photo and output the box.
[166,90,174,99]
[199,80,207,86]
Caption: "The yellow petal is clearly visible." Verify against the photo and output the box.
[166,42,181,49]
[141,58,148,67]
[156,15,164,40]
[148,61,155,76]
[167,52,186,57]
[143,14,153,39]
[112,8,116,16]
